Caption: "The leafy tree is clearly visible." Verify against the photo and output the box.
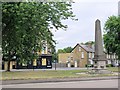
[63,47,73,53]
[2,2,76,71]
[80,41,94,47]
[84,41,95,46]
[55,47,73,61]
[57,47,73,53]
[84,41,95,50]
[104,16,120,60]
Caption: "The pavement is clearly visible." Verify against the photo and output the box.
[2,76,119,85]
[0,67,89,72]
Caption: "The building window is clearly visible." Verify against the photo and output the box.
[79,47,81,51]
[106,54,109,59]
[22,62,27,66]
[47,60,50,65]
[112,55,114,59]
[81,52,84,59]
[41,47,45,54]
[42,58,46,66]
[89,53,91,58]
[92,53,94,58]
[114,54,116,59]
[108,55,110,59]
[116,56,118,59]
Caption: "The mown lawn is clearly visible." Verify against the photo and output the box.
[107,67,119,72]
[2,70,88,80]
[1,67,119,80]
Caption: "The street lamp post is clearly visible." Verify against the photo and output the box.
[54,60,56,70]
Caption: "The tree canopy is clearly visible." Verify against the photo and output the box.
[2,2,76,71]
[57,47,73,53]
[81,41,95,46]
[104,16,120,60]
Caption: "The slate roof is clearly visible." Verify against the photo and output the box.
[80,44,95,53]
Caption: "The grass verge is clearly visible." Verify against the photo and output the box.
[1,68,118,81]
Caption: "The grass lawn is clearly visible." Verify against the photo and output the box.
[1,67,119,80]
[107,67,119,72]
[2,70,88,80]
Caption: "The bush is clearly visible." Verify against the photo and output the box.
[100,66,104,68]
[106,64,112,67]
[85,64,94,67]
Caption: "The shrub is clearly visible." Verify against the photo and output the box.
[85,64,94,67]
[100,66,104,68]
[106,64,112,67]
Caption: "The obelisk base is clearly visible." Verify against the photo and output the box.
[91,68,112,74]
[93,60,106,69]
[91,60,112,74]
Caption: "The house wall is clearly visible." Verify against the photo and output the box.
[33,59,37,66]
[58,44,119,68]
[72,45,81,67]
[72,44,88,67]
[79,49,88,67]
[58,44,93,68]
[4,61,16,70]
[58,53,72,63]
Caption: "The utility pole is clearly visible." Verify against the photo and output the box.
[55,60,56,70]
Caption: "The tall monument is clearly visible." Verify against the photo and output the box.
[93,19,107,71]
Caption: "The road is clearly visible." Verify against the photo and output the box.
[2,79,118,88]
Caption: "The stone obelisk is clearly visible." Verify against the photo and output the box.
[93,19,107,71]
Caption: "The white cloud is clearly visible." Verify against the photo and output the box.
[52,1,119,50]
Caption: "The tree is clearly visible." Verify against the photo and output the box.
[2,2,76,71]
[57,47,73,53]
[80,41,95,46]
[104,16,120,60]
[84,41,94,46]
[55,47,73,62]
[63,47,73,53]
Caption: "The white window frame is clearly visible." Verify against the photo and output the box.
[92,53,94,58]
[81,52,84,59]
[114,53,116,59]
[79,47,81,51]
[108,55,110,59]
[89,53,91,58]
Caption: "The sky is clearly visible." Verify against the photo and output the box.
[51,0,119,50]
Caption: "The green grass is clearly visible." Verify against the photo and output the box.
[107,67,119,72]
[2,67,119,80]
[2,70,88,80]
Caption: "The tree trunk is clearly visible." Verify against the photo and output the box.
[7,60,11,72]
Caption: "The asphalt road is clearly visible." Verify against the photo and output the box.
[2,79,118,88]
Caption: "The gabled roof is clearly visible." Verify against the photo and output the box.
[71,43,95,53]
[80,44,94,52]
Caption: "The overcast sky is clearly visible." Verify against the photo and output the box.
[51,0,119,50]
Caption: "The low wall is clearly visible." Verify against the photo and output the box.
[52,63,67,68]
